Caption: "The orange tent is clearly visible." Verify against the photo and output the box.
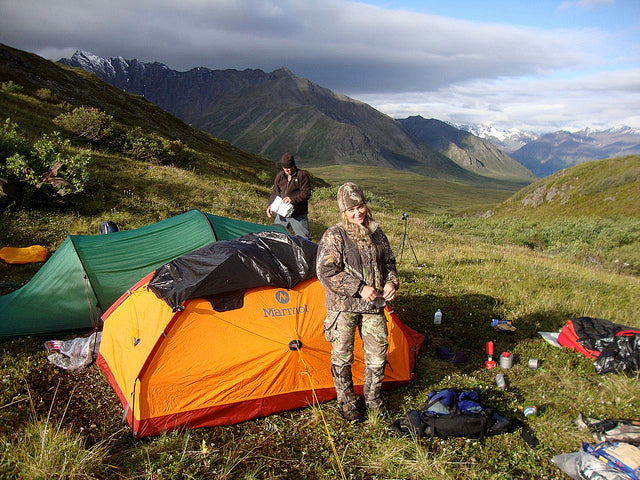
[97,273,423,438]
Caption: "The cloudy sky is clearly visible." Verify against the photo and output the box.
[1,0,639,133]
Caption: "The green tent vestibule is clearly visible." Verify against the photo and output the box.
[0,209,287,339]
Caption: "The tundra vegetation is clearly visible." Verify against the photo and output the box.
[1,77,639,479]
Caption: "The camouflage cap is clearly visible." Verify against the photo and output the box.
[337,182,366,212]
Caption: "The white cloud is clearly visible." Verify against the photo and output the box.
[0,0,600,91]
[0,0,636,131]
[357,68,640,132]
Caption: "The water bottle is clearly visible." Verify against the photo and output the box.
[496,373,506,389]
[434,309,442,325]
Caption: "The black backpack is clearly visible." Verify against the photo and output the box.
[390,388,512,440]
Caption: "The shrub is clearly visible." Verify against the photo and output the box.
[0,81,23,93]
[0,122,90,202]
[53,107,115,142]
[124,127,192,166]
[34,88,56,102]
[256,169,272,185]
[0,118,30,160]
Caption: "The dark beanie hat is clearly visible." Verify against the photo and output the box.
[280,152,296,168]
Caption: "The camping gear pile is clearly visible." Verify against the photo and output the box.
[558,317,640,374]
[552,414,640,479]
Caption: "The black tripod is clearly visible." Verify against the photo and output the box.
[398,213,419,266]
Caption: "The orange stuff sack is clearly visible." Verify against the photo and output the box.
[0,245,48,264]
[97,274,424,438]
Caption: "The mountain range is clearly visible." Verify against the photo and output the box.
[509,127,640,177]
[456,123,640,177]
[398,116,534,180]
[59,50,534,183]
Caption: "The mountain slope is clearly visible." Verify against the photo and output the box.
[487,155,640,220]
[511,127,640,177]
[0,43,332,236]
[59,50,532,185]
[398,116,536,181]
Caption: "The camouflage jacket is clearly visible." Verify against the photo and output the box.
[316,223,399,313]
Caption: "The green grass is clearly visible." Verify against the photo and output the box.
[2,196,639,479]
[309,165,528,215]
[420,214,640,275]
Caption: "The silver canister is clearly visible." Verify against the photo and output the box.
[499,352,513,369]
[528,358,541,370]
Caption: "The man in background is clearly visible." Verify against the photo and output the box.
[266,152,312,239]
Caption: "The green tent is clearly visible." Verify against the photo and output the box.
[0,209,287,339]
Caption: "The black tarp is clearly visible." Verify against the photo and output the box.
[148,231,318,312]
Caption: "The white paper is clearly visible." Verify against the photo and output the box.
[270,196,294,218]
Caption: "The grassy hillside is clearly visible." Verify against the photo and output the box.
[0,43,329,234]
[2,194,639,479]
[2,43,640,480]
[488,156,640,221]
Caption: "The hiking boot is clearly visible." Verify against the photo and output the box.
[339,401,364,423]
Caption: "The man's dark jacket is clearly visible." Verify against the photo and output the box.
[268,168,311,217]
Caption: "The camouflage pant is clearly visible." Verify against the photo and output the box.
[324,311,388,409]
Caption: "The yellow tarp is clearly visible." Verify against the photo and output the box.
[0,245,48,264]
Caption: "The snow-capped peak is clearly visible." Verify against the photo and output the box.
[69,50,122,78]
[450,122,539,153]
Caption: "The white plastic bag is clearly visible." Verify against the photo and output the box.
[45,331,102,370]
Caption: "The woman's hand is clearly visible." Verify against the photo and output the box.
[382,283,396,301]
[360,285,378,302]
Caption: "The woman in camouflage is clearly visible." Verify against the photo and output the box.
[316,182,399,422]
